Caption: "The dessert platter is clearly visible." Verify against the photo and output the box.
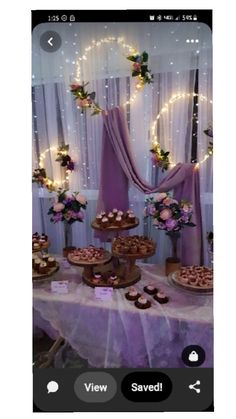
[32,232,50,253]
[32,254,59,280]
[171,265,213,293]
[91,208,139,231]
[67,246,112,283]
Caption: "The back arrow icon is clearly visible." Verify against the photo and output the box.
[48,37,53,47]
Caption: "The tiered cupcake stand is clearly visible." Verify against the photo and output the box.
[67,217,156,289]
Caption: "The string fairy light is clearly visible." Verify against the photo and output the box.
[150,92,213,169]
[38,146,72,189]
[75,36,143,107]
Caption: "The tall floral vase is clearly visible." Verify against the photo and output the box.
[165,231,181,276]
[63,221,76,257]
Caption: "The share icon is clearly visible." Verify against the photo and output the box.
[189,380,201,394]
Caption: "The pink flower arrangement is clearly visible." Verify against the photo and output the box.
[144,193,196,232]
[48,189,87,224]
[70,81,102,116]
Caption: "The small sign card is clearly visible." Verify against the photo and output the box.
[61,259,71,269]
[95,287,113,301]
[51,280,69,294]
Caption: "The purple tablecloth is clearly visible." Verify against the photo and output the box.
[33,258,213,368]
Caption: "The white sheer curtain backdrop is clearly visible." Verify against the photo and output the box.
[32,22,212,262]
[197,44,213,266]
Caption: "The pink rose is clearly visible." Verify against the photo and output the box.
[77,98,89,107]
[53,202,65,212]
[133,62,141,71]
[76,193,87,205]
[163,197,175,206]
[156,192,167,202]
[160,208,172,220]
[70,84,81,90]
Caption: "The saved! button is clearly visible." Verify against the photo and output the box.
[121,372,172,402]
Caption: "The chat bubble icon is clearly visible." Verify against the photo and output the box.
[47,380,59,394]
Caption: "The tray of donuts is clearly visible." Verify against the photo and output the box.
[171,266,213,293]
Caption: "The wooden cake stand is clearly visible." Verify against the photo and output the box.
[32,241,50,253]
[91,217,139,233]
[32,262,59,281]
[67,251,112,283]
[112,247,156,285]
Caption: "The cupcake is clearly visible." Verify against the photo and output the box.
[32,256,37,269]
[38,262,48,274]
[135,294,151,309]
[121,245,129,254]
[47,257,56,268]
[144,284,158,295]
[96,214,103,224]
[34,259,41,272]
[125,287,140,301]
[126,209,134,219]
[108,212,114,224]
[115,216,122,226]
[117,210,124,219]
[139,245,148,255]
[128,213,136,224]
[130,245,138,254]
[108,273,117,284]
[33,242,40,250]
[154,291,169,304]
[101,217,109,228]
[180,275,189,285]
[42,254,49,263]
[92,272,102,285]
[112,208,118,216]
[100,211,106,217]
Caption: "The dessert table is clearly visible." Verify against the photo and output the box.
[33,257,213,368]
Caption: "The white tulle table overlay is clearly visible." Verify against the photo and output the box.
[33,259,213,368]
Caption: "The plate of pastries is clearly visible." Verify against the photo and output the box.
[171,265,213,293]
[112,235,156,258]
[92,208,139,229]
[67,245,111,265]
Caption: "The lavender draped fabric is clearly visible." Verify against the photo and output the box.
[96,107,203,265]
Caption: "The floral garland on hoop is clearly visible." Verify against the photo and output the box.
[204,123,213,155]
[32,144,76,192]
[70,43,170,170]
[126,50,153,88]
[70,82,103,116]
[150,142,170,172]
[70,49,154,115]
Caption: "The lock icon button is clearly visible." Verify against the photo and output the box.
[182,345,205,367]
[188,350,199,362]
